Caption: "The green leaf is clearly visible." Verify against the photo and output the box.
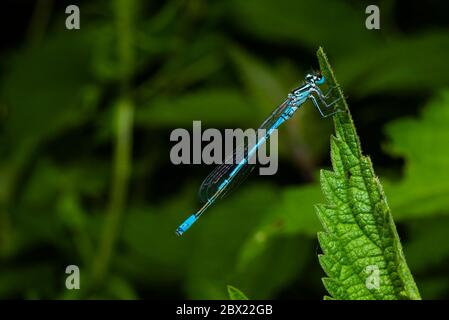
[120,183,287,299]
[135,88,253,128]
[229,46,286,115]
[120,185,198,284]
[337,32,449,96]
[227,0,380,55]
[235,235,311,299]
[184,184,279,299]
[0,31,98,145]
[315,48,421,300]
[383,91,449,219]
[227,285,249,300]
[237,185,323,248]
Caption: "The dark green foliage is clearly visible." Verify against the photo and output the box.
[227,285,249,300]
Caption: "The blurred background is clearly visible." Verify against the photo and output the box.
[0,0,448,299]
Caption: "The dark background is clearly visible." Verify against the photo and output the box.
[0,0,448,299]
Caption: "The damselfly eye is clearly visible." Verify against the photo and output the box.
[316,75,325,85]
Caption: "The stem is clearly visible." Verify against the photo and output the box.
[92,0,135,283]
[26,0,53,46]
[0,210,12,257]
[0,142,35,257]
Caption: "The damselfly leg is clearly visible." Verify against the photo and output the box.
[309,94,343,118]
[322,85,337,98]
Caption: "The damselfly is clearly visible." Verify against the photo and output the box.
[176,72,341,236]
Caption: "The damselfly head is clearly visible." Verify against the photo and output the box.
[305,72,325,86]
